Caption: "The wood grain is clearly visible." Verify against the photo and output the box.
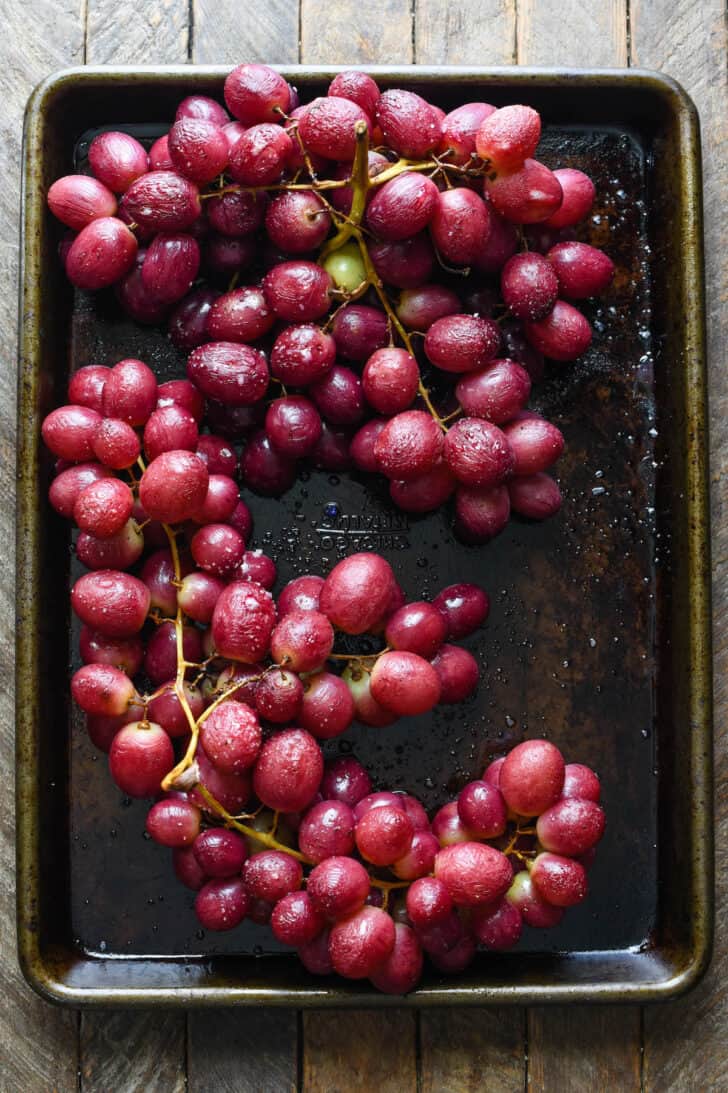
[517,0,629,67]
[632,1,728,1086]
[0,2,85,1089]
[302,1011,417,1093]
[301,0,413,64]
[527,1007,642,1092]
[415,0,516,64]
[80,1011,185,1092]
[420,1008,525,1092]
[193,0,300,63]
[188,1009,298,1092]
[86,0,190,64]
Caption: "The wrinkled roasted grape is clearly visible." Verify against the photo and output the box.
[224,63,290,124]
[121,171,201,232]
[298,800,355,863]
[434,842,512,907]
[331,304,389,361]
[476,104,541,170]
[72,569,150,637]
[329,906,396,980]
[188,341,269,406]
[501,252,559,320]
[455,358,531,424]
[263,260,332,322]
[362,348,419,416]
[425,314,500,374]
[207,285,275,343]
[65,217,138,290]
[375,410,444,481]
[47,174,117,230]
[253,729,323,812]
[266,190,331,253]
[485,159,563,224]
[212,580,276,663]
[430,187,491,265]
[228,123,292,185]
[74,477,134,538]
[439,101,495,163]
[307,856,370,920]
[255,668,304,723]
[444,418,514,488]
[298,96,371,160]
[376,89,441,158]
[168,117,229,184]
[365,172,439,241]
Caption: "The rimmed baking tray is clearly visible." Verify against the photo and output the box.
[16,66,712,1005]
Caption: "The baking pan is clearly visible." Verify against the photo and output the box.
[16,66,712,1006]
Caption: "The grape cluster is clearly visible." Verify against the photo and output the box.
[46,63,615,544]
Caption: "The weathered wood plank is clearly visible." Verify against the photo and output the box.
[86,0,189,64]
[415,0,516,65]
[193,0,300,64]
[0,0,84,1088]
[301,0,413,65]
[302,1011,417,1093]
[420,1008,525,1092]
[188,1009,298,1093]
[527,1007,642,1092]
[632,2,728,1086]
[80,1011,186,1092]
[517,0,628,68]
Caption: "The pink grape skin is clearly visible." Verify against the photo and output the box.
[319,551,397,635]
[397,284,460,330]
[425,314,500,374]
[79,626,143,676]
[146,799,201,848]
[72,570,150,637]
[309,366,365,427]
[42,405,101,462]
[546,241,615,299]
[299,672,355,740]
[385,601,447,659]
[253,729,324,812]
[543,168,595,229]
[483,757,506,787]
[307,856,370,920]
[243,851,303,902]
[76,521,144,571]
[406,876,453,929]
[431,644,479,704]
[351,419,387,473]
[501,252,559,321]
[168,118,229,184]
[224,63,290,124]
[563,763,601,802]
[508,473,562,519]
[475,104,541,170]
[191,523,245,576]
[321,757,372,808]
[376,89,442,158]
[149,135,173,170]
[430,188,491,265]
[143,405,198,462]
[108,721,173,798]
[192,475,239,525]
[278,574,324,616]
[457,780,507,838]
[536,797,605,856]
[47,174,117,230]
[270,323,335,386]
[173,846,208,891]
[144,622,201,685]
[500,739,565,817]
[207,189,266,237]
[234,549,277,589]
[531,852,588,907]
[140,549,179,616]
[471,897,523,950]
[298,96,371,160]
[370,650,441,717]
[355,805,414,867]
[141,233,200,304]
[502,415,564,475]
[362,349,419,416]
[435,842,512,906]
[255,669,304,723]
[269,610,334,673]
[68,366,110,413]
[271,891,325,946]
[331,304,389,361]
[365,172,439,241]
[329,906,396,980]
[455,359,531,425]
[353,792,406,823]
[194,878,248,931]
[392,830,439,881]
[211,580,276,663]
[207,286,275,343]
[88,132,148,193]
[228,500,254,543]
[228,123,292,185]
[431,801,472,846]
[49,463,111,518]
[167,289,217,352]
[369,923,423,995]
[71,663,137,717]
[344,667,397,727]
[298,800,356,863]
[193,828,248,877]
[263,261,332,323]
[375,410,444,481]
[176,94,229,127]
[439,102,496,164]
[444,418,514,488]
[196,433,237,473]
[188,342,269,407]
[298,929,334,974]
[485,159,563,224]
[199,700,262,774]
[147,680,204,738]
[139,449,209,524]
[73,477,133,539]
[102,358,158,426]
[265,190,331,253]
[433,583,490,640]
[204,233,256,277]
[455,483,511,543]
[369,233,435,289]
[193,747,252,815]
[390,462,456,514]
[328,70,380,119]
[120,171,201,231]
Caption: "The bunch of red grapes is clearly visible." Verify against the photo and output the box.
[46,63,615,543]
[41,62,611,994]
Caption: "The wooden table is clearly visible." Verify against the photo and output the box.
[1,1,725,1090]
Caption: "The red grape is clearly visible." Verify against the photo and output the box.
[365,172,439,241]
[74,477,133,538]
[439,102,496,164]
[271,891,325,946]
[499,739,565,816]
[369,923,423,995]
[298,96,371,160]
[546,241,615,299]
[228,123,292,185]
[471,896,523,950]
[385,600,447,659]
[298,800,355,863]
[562,763,601,802]
[543,168,595,229]
[109,720,173,797]
[531,852,588,907]
[455,483,511,543]
[299,672,355,740]
[376,90,442,157]
[425,314,500,373]
[188,341,269,406]
[307,856,370,920]
[476,104,541,170]
[485,159,563,224]
[102,358,158,426]
[329,906,395,979]
[224,63,290,124]
[444,418,514,488]
[211,580,276,663]
[319,551,397,635]
[434,842,512,906]
[370,650,441,716]
[72,569,150,637]
[331,304,388,361]
[88,132,149,193]
[536,797,605,856]
[146,798,201,848]
[430,187,491,265]
[320,757,372,808]
[502,414,564,475]
[168,117,229,184]
[194,828,248,877]
[455,358,531,424]
[255,668,304,723]
[508,473,562,519]
[501,252,559,320]
[430,643,479,703]
[47,174,117,230]
[194,878,248,930]
[252,729,323,812]
[457,780,507,838]
[121,171,201,232]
